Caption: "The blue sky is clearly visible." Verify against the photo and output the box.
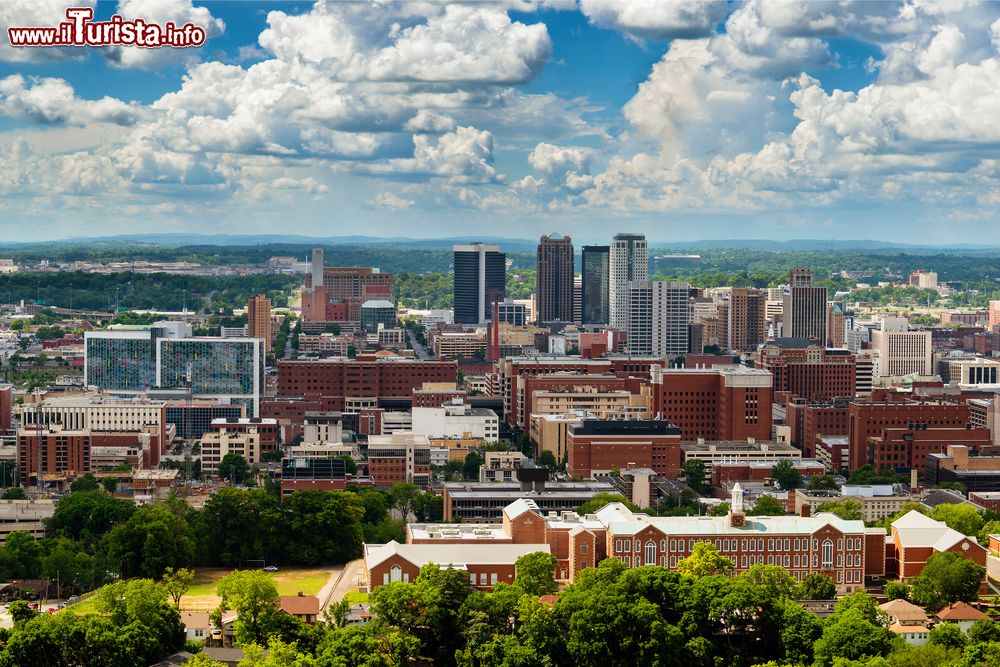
[1,1,999,244]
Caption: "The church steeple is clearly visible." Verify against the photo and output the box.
[729,483,746,528]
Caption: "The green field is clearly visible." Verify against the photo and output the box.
[342,589,369,604]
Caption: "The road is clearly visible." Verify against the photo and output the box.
[319,559,365,612]
[407,329,432,361]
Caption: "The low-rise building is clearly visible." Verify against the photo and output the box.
[479,451,525,482]
[926,445,1000,492]
[795,485,918,522]
[280,457,353,496]
[366,433,431,487]
[0,499,54,543]
[567,419,682,479]
[887,510,987,579]
[681,439,802,475]
[411,401,499,441]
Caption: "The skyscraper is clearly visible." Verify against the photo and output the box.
[627,280,691,356]
[727,288,767,352]
[609,234,648,330]
[247,293,272,354]
[581,245,610,325]
[782,268,827,342]
[453,243,506,324]
[536,233,574,323]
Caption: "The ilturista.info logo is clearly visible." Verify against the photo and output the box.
[7,7,206,49]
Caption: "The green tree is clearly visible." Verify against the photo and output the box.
[747,494,786,516]
[680,459,708,494]
[105,503,195,579]
[536,450,557,470]
[910,551,986,609]
[101,477,117,494]
[771,459,803,491]
[163,567,195,607]
[388,483,421,520]
[70,472,99,492]
[816,498,864,521]
[51,489,136,545]
[576,493,639,515]
[41,538,92,596]
[196,487,284,566]
[217,570,281,645]
[7,600,37,626]
[282,490,365,565]
[812,607,897,667]
[513,552,558,595]
[1,487,26,500]
[928,621,967,651]
[929,503,985,538]
[807,474,840,491]
[884,581,911,601]
[462,450,484,481]
[796,573,836,600]
[412,492,443,523]
[335,455,358,475]
[677,542,735,578]
[217,453,250,484]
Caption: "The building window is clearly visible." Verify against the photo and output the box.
[390,565,402,583]
[580,544,589,555]
[490,573,497,585]
[645,541,656,566]
[661,540,667,551]
[822,540,833,568]
[470,574,476,585]
[480,573,487,585]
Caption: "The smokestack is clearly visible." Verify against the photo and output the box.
[311,248,324,289]
[491,299,500,361]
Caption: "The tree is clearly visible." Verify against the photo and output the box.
[282,490,365,565]
[910,551,985,609]
[162,567,195,607]
[335,455,358,475]
[388,483,420,521]
[462,450,484,481]
[7,600,37,626]
[536,450,557,470]
[747,494,786,516]
[514,552,558,595]
[930,503,985,538]
[815,498,864,521]
[771,459,803,491]
[101,477,117,494]
[217,570,281,645]
[70,472,99,492]
[412,493,443,523]
[884,580,911,601]
[217,453,250,484]
[576,493,639,516]
[928,621,967,650]
[1,487,26,500]
[677,542,735,578]
[807,474,839,491]
[796,573,836,600]
[680,459,708,494]
[105,503,195,579]
[812,607,897,667]
[325,598,351,629]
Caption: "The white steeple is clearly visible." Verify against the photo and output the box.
[731,482,744,513]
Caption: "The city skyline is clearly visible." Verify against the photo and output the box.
[3,2,1000,242]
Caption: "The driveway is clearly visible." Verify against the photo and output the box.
[320,559,365,612]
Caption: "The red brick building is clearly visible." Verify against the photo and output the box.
[867,426,992,474]
[786,399,851,457]
[650,366,773,441]
[754,340,856,402]
[412,386,466,408]
[566,419,682,479]
[887,510,987,579]
[17,428,90,484]
[0,385,13,431]
[276,358,457,410]
[848,398,971,470]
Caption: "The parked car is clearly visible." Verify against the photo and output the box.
[263,565,278,572]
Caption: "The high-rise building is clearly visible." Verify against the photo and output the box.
[782,268,827,342]
[581,245,610,325]
[572,275,582,326]
[871,317,932,378]
[609,234,647,330]
[989,300,1000,331]
[536,233,574,323]
[453,243,506,324]
[627,281,691,356]
[247,293,272,354]
[727,288,767,352]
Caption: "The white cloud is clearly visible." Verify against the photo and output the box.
[0,75,140,126]
[0,0,96,62]
[373,191,414,210]
[580,0,727,39]
[106,0,225,69]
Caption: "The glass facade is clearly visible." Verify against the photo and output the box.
[85,334,155,391]
[158,338,261,395]
[581,245,609,324]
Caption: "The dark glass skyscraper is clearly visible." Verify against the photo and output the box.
[536,233,574,322]
[453,243,506,324]
[581,245,610,324]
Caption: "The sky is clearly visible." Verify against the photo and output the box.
[1,0,1000,244]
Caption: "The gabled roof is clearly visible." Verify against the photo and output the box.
[280,594,320,616]
[891,510,975,551]
[879,598,929,623]
[937,601,988,621]
[504,498,541,521]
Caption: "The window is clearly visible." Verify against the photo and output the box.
[646,541,657,565]
[794,555,800,567]
[480,573,487,585]
[784,539,790,551]
[768,539,774,551]
[490,573,497,585]
[390,565,402,583]
[383,573,389,585]
[741,555,747,567]
[794,538,800,550]
[580,544,589,555]
[635,540,641,552]
[661,540,667,551]
[822,540,833,568]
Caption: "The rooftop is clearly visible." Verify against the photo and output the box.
[937,601,988,621]
[364,540,550,569]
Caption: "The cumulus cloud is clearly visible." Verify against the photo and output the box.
[106,0,225,69]
[0,75,140,126]
[580,0,727,39]
[0,0,96,62]
[373,191,414,210]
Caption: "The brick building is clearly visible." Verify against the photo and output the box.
[926,445,1000,491]
[786,399,851,457]
[566,419,682,479]
[650,366,773,441]
[887,510,987,579]
[17,427,90,487]
[366,433,431,487]
[868,426,992,474]
[848,398,972,470]
[754,339,856,401]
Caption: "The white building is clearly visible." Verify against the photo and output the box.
[609,234,648,330]
[411,400,499,441]
[871,317,932,378]
[626,280,691,356]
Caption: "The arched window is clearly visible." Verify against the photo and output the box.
[821,540,834,568]
[645,541,656,565]
[390,565,402,583]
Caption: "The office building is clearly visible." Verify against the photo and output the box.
[85,323,264,416]
[246,294,272,354]
[782,268,827,342]
[909,270,938,289]
[360,300,396,333]
[796,486,919,523]
[0,499,55,544]
[411,401,499,440]
[728,288,767,352]
[871,317,932,377]
[949,357,1000,385]
[989,300,1000,330]
[847,397,971,470]
[442,474,616,522]
[496,298,526,326]
[650,366,773,441]
[280,457,351,496]
[754,339,856,401]
[925,445,1000,492]
[680,439,801,474]
[453,243,506,324]
[366,433,431,486]
[567,419,682,479]
[201,419,278,476]
[827,304,846,348]
[536,233,574,323]
[165,402,245,439]
[627,281,691,356]
[581,245,610,325]
[609,234,647,330]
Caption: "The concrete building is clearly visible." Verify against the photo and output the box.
[609,233,647,330]
[567,419,682,479]
[909,270,938,289]
[871,317,932,378]
[0,499,55,544]
[479,451,525,482]
[650,366,773,442]
[754,339,856,401]
[366,432,431,487]
[496,299,526,326]
[246,294,272,354]
[728,288,767,352]
[796,485,918,522]
[925,445,1000,492]
[529,412,584,463]
[201,420,277,476]
[581,245,610,325]
[536,233,574,323]
[302,411,344,445]
[411,401,499,440]
[301,249,394,324]
[453,243,506,325]
[627,281,691,356]
[434,331,487,360]
[680,439,801,475]
[782,268,827,343]
[949,357,1000,386]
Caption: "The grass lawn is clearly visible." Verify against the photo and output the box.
[342,589,369,604]
[179,567,336,611]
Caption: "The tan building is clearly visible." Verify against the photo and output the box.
[529,412,584,462]
[480,451,526,482]
[434,331,487,360]
[795,486,918,522]
[247,294,272,354]
[431,436,488,462]
[201,425,271,476]
[531,386,647,421]
[871,317,932,377]
[727,288,767,352]
[0,499,55,544]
